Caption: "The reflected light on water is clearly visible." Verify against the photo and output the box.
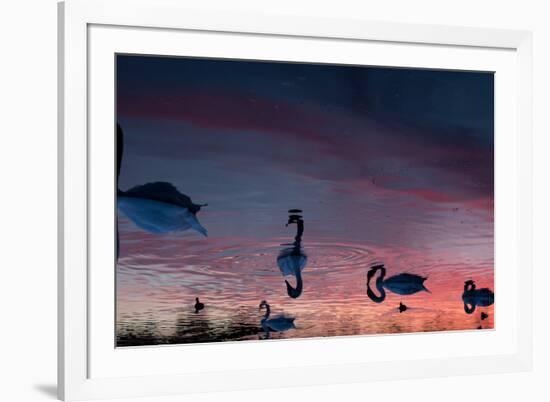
[116,214,494,346]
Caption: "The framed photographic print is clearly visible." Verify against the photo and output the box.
[58,0,533,400]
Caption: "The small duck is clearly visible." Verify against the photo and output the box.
[481,312,489,321]
[194,297,205,314]
[398,302,408,313]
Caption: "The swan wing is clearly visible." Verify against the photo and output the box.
[384,273,428,295]
[179,208,208,237]
[125,182,203,212]
[277,250,307,275]
[118,197,207,236]
[267,316,296,331]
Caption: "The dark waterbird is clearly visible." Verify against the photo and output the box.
[462,280,494,314]
[481,312,489,321]
[398,302,408,313]
[366,264,430,303]
[194,297,205,314]
[259,300,296,339]
[116,124,208,257]
[277,211,307,298]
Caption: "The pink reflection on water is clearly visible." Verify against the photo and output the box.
[116,209,494,345]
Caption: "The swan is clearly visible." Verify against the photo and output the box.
[116,124,208,247]
[259,300,296,336]
[276,211,307,298]
[366,264,430,303]
[462,280,494,314]
[194,297,205,313]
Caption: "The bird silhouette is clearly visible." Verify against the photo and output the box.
[366,264,429,303]
[277,210,307,298]
[194,297,205,314]
[116,123,208,258]
[259,300,296,339]
[462,280,494,314]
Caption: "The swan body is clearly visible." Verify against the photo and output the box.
[118,193,207,236]
[367,265,429,303]
[383,273,429,295]
[116,124,207,244]
[277,248,307,276]
[259,300,296,333]
[262,315,296,332]
[462,280,494,314]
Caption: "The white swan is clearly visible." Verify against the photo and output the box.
[259,300,296,338]
[277,211,307,298]
[117,184,208,236]
[116,124,208,245]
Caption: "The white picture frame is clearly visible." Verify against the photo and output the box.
[58,0,533,400]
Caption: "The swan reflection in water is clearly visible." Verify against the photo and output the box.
[276,210,307,298]
[259,300,296,339]
[116,123,208,257]
[366,264,430,303]
[462,280,494,314]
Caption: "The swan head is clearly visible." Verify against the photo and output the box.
[259,300,269,310]
[195,297,200,303]
[285,214,303,226]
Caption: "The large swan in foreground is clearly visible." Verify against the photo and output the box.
[259,300,296,339]
[276,210,307,298]
[116,124,208,255]
[462,280,494,314]
[366,264,430,303]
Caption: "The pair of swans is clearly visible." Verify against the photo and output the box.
[116,124,208,256]
[366,264,430,303]
[259,300,296,339]
[462,280,494,314]
[276,211,307,298]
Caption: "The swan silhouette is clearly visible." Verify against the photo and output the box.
[194,297,205,314]
[366,264,430,303]
[259,300,296,338]
[276,211,307,298]
[462,280,494,314]
[116,124,208,253]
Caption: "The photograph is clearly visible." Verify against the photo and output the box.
[115,54,495,347]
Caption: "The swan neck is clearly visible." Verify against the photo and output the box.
[367,266,386,303]
[379,266,386,279]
